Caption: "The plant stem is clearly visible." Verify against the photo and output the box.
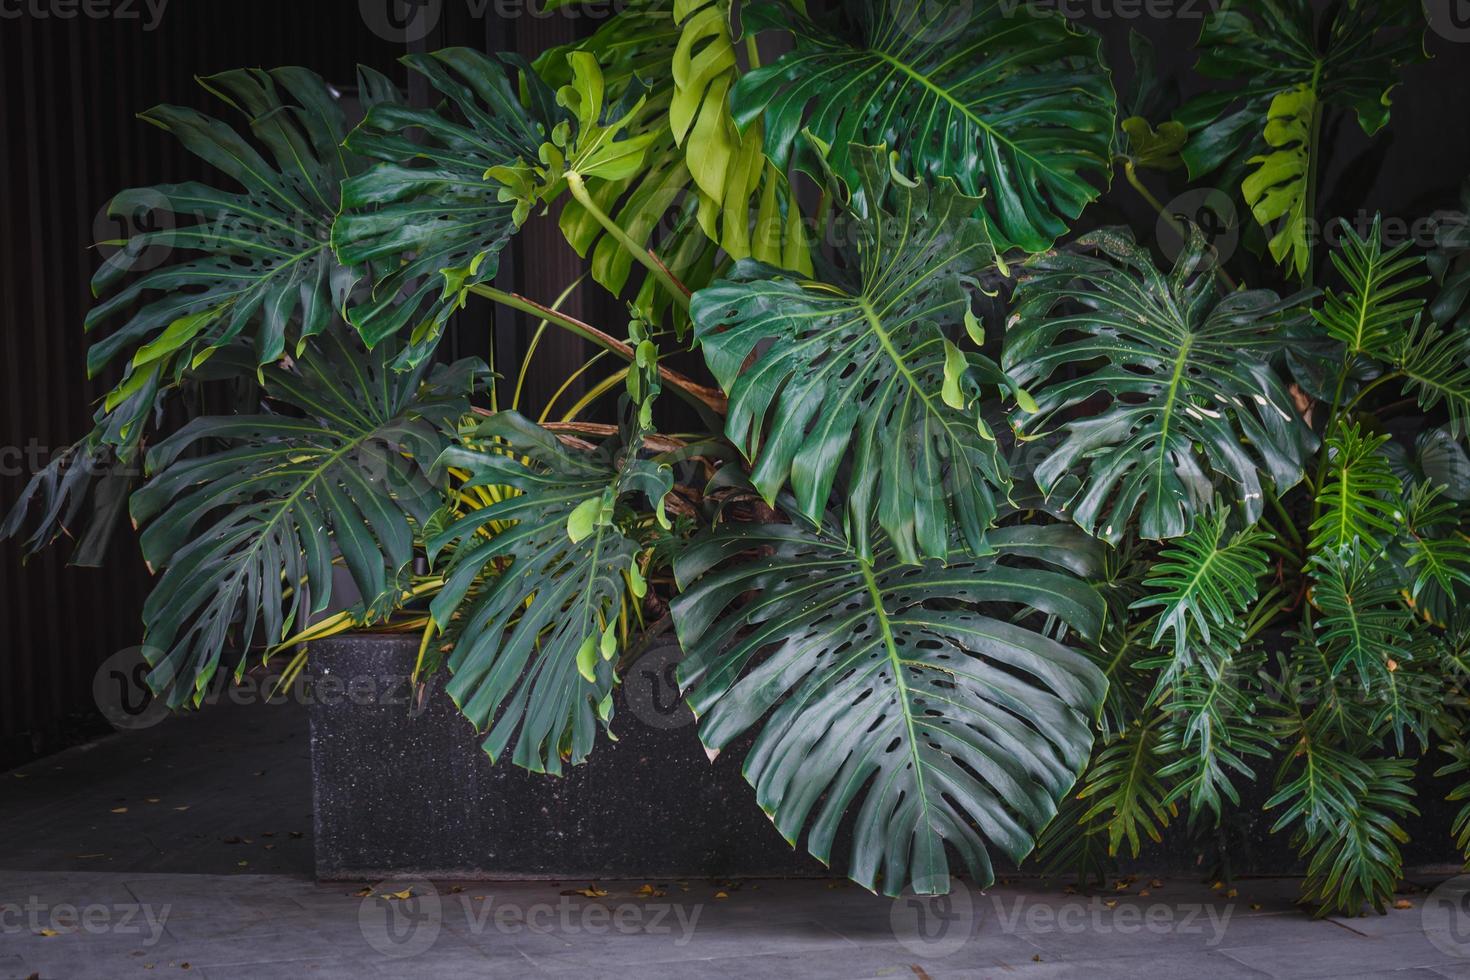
[468,284,725,415]
[565,171,692,311]
[1119,158,1237,291]
[1301,62,1325,291]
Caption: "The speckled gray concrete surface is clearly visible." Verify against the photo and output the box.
[5,696,1470,978]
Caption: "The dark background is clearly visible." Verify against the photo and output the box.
[2,0,1468,768]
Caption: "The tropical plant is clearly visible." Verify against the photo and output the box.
[11,0,1469,915]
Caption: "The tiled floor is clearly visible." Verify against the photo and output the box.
[3,700,1469,978]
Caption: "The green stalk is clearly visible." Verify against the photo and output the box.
[1301,62,1325,291]
[1120,158,1237,291]
[565,171,691,312]
[468,283,724,416]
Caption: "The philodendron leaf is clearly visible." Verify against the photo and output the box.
[533,0,811,332]
[690,145,1013,563]
[1241,85,1315,278]
[127,331,475,708]
[731,0,1116,253]
[87,67,389,452]
[1132,509,1272,668]
[1120,116,1187,172]
[333,49,560,368]
[1174,0,1424,275]
[1176,0,1425,181]
[428,412,671,774]
[1004,227,1317,542]
[672,519,1106,896]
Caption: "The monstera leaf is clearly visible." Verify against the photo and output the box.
[536,0,811,316]
[428,412,672,774]
[1178,0,1424,179]
[671,518,1106,896]
[1004,227,1317,542]
[730,0,1116,253]
[88,67,390,450]
[127,332,477,707]
[691,145,1017,563]
[1175,0,1425,273]
[333,49,559,367]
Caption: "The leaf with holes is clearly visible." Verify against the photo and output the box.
[428,411,671,774]
[1005,227,1317,542]
[730,0,1116,253]
[333,49,558,367]
[88,67,391,450]
[691,145,1015,563]
[128,332,476,707]
[671,518,1106,896]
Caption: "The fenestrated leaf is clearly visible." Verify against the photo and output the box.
[691,145,1013,563]
[128,331,476,707]
[1005,226,1317,542]
[333,49,559,367]
[428,412,672,774]
[1241,85,1315,278]
[88,67,388,449]
[730,0,1116,253]
[672,518,1106,896]
[1176,0,1425,182]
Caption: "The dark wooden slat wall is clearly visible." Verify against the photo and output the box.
[0,1,605,768]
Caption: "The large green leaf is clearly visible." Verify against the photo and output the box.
[333,49,558,367]
[428,412,672,774]
[128,332,477,707]
[690,145,1014,563]
[88,67,390,449]
[535,0,811,318]
[1311,216,1427,359]
[1177,0,1425,180]
[1308,422,1401,552]
[672,518,1106,896]
[1132,510,1273,667]
[730,0,1116,253]
[1004,227,1317,542]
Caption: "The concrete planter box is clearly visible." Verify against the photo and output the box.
[307,633,823,881]
[308,634,1464,882]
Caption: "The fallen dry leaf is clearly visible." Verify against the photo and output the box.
[111,807,128,814]
[1394,899,1413,910]
[560,885,607,898]
[714,891,729,900]
[37,928,60,937]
